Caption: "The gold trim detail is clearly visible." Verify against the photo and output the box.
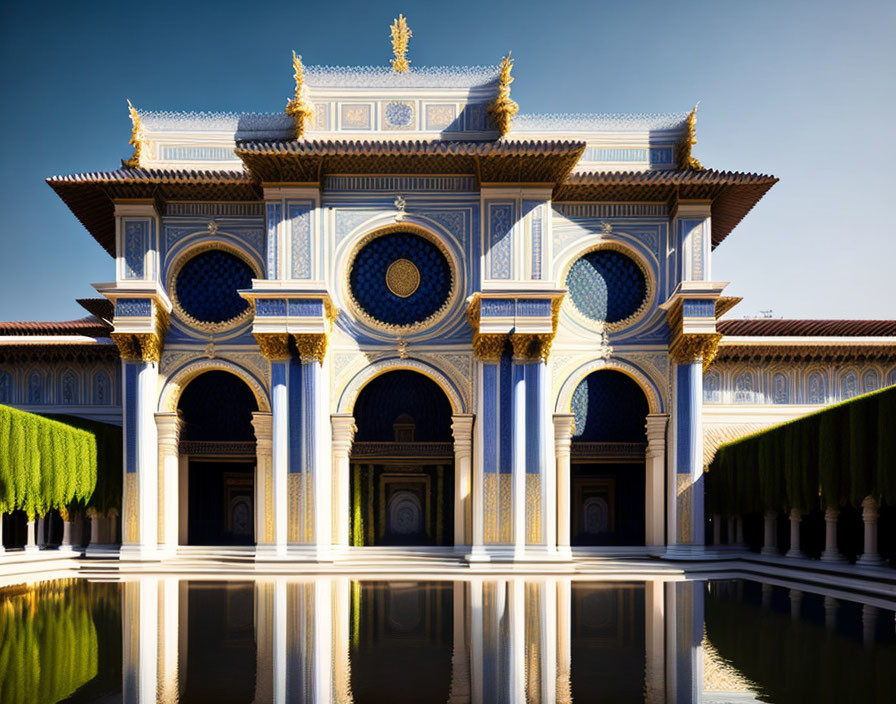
[676,104,705,171]
[111,304,168,362]
[123,473,139,544]
[526,473,542,544]
[390,14,412,73]
[670,332,723,370]
[385,258,421,298]
[293,333,328,364]
[488,53,519,138]
[285,52,314,139]
[111,333,141,360]
[122,100,151,168]
[254,333,291,361]
[510,333,554,363]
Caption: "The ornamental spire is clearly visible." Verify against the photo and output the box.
[488,53,519,138]
[122,99,151,168]
[285,51,314,139]
[390,14,412,72]
[676,103,704,170]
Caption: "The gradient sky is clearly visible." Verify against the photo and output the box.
[1,0,893,322]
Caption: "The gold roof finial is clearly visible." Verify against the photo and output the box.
[677,103,704,170]
[122,99,151,168]
[285,51,314,139]
[390,14,412,72]
[488,52,519,138]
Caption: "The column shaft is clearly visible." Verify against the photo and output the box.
[252,412,273,548]
[155,412,181,555]
[821,508,844,562]
[25,520,38,551]
[553,414,575,552]
[858,495,883,566]
[511,363,527,557]
[269,362,289,555]
[669,362,703,553]
[785,508,802,558]
[452,414,474,548]
[645,414,669,548]
[761,511,777,555]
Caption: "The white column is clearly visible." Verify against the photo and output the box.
[667,361,704,556]
[512,364,527,559]
[59,513,74,552]
[252,412,273,549]
[155,412,181,556]
[858,495,884,566]
[331,414,356,551]
[25,519,38,552]
[821,507,845,562]
[789,589,802,621]
[824,595,837,631]
[645,414,669,548]
[761,511,777,556]
[553,414,575,554]
[452,414,475,549]
[267,362,289,557]
[785,508,803,558]
[177,456,189,546]
[305,358,333,562]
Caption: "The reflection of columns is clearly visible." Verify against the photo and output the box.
[157,577,180,703]
[448,581,471,703]
[665,580,703,703]
[331,414,356,551]
[862,604,878,649]
[155,412,181,555]
[823,595,837,631]
[333,578,353,704]
[556,579,572,704]
[820,508,845,562]
[312,579,334,703]
[25,519,38,552]
[761,582,772,609]
[761,511,777,556]
[178,581,189,699]
[121,360,160,560]
[508,580,526,701]
[644,581,665,704]
[452,414,474,548]
[122,579,159,703]
[645,414,669,548]
[789,589,802,621]
[254,582,274,703]
[178,456,189,546]
[857,496,884,566]
[469,578,484,704]
[553,414,575,553]
[272,579,287,703]
[785,508,803,558]
[252,412,273,548]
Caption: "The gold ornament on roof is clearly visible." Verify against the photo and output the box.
[122,100,151,168]
[390,14,412,72]
[488,53,519,138]
[285,51,314,139]
[676,104,705,170]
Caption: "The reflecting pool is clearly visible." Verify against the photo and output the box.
[0,576,894,702]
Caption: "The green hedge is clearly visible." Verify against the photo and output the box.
[0,405,97,519]
[707,385,896,516]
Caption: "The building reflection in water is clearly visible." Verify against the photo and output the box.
[3,576,895,702]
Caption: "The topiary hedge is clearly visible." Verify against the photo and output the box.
[0,405,97,520]
[707,385,896,516]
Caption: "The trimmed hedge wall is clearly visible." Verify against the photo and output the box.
[0,405,97,519]
[707,385,896,516]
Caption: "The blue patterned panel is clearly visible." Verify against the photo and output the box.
[176,250,254,323]
[289,202,312,279]
[27,370,43,404]
[115,298,152,317]
[349,232,451,326]
[266,202,281,278]
[807,372,826,403]
[256,299,287,317]
[571,370,648,442]
[489,203,513,279]
[384,102,414,127]
[566,250,647,324]
[123,221,147,279]
[682,300,715,318]
[93,371,111,405]
[60,370,79,405]
[480,299,515,318]
[288,299,324,317]
[516,299,552,317]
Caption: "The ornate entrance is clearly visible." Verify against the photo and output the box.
[349,370,454,546]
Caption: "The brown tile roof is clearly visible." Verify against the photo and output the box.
[0,316,112,337]
[47,168,262,255]
[234,139,587,183]
[553,170,778,248]
[718,319,896,337]
[76,298,114,322]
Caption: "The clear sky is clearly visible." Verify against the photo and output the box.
[1,0,893,322]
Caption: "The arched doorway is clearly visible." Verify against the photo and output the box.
[178,371,258,546]
[350,370,454,546]
[570,370,648,546]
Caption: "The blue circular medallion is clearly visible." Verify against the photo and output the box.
[175,249,254,324]
[566,249,647,324]
[349,232,452,327]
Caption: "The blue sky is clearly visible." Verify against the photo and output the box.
[1,0,893,321]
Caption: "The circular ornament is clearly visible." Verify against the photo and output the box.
[385,258,421,298]
[565,245,651,331]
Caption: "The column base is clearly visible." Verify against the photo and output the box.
[85,545,121,557]
[857,553,885,567]
[119,544,160,561]
[663,544,711,560]
[466,545,572,563]
[24,545,40,553]
[57,544,75,553]
[785,549,804,559]
[760,547,778,556]
[254,543,289,560]
[820,550,847,563]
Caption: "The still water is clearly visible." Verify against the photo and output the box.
[0,575,893,703]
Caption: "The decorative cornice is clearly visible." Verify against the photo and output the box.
[675,104,704,171]
[285,52,314,139]
[254,333,291,361]
[390,14,412,73]
[110,304,168,362]
[670,332,723,369]
[488,53,519,138]
[122,100,151,168]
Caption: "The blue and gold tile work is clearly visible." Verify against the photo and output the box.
[566,249,647,325]
[175,249,254,324]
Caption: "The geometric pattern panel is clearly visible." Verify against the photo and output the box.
[566,249,646,324]
[175,250,254,324]
[349,232,451,327]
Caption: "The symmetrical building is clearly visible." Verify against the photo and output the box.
[2,22,894,560]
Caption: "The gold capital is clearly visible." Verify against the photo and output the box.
[293,333,328,365]
[670,332,722,369]
[390,14,412,72]
[254,333,291,361]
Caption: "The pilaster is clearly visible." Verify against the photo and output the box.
[451,414,474,548]
[155,412,181,556]
[331,414,356,550]
[645,414,669,549]
[251,412,274,547]
[553,414,575,553]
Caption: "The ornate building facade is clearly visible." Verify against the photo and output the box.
[2,28,894,561]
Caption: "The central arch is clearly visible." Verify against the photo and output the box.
[349,370,455,546]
